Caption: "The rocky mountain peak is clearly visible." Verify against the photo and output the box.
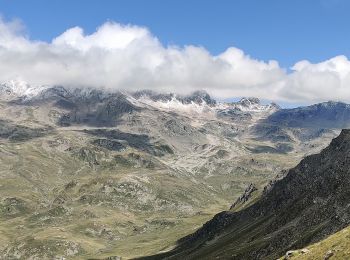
[131,90,175,102]
[183,90,216,105]
[0,80,49,100]
[239,97,261,106]
[270,102,281,109]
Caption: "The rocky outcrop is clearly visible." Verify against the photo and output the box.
[92,138,126,152]
[229,183,257,210]
[0,197,28,218]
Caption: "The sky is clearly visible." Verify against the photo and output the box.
[0,0,350,104]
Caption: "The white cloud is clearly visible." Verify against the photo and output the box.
[281,56,350,102]
[52,22,153,51]
[0,18,350,103]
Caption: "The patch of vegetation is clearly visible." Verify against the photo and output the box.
[0,197,29,218]
[279,225,350,259]
[83,129,173,156]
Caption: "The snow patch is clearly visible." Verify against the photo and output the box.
[136,96,217,116]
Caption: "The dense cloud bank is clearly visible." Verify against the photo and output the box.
[0,18,350,103]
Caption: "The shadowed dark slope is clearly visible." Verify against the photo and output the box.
[0,120,51,142]
[142,129,350,259]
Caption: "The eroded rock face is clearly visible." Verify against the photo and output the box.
[149,130,350,260]
[229,183,257,210]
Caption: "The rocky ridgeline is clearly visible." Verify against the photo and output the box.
[132,89,217,106]
[229,183,257,210]
[266,101,350,128]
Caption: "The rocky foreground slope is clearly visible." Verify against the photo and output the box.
[145,129,350,259]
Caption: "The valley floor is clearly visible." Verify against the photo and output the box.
[0,126,302,259]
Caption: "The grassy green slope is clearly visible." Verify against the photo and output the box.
[279,225,350,259]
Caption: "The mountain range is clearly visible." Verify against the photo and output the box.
[0,81,349,259]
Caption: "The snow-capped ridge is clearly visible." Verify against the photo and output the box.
[0,80,119,102]
[132,90,216,106]
[239,97,261,106]
[135,95,216,116]
[225,97,280,112]
[0,80,50,100]
[0,81,279,118]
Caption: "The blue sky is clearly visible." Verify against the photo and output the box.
[0,0,349,68]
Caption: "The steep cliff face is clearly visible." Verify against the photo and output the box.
[146,130,350,259]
